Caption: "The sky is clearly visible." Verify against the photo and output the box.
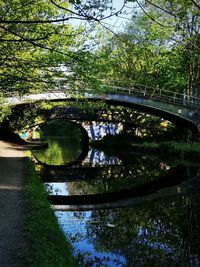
[69,0,135,33]
[103,0,135,32]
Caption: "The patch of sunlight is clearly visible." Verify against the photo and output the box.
[0,184,23,191]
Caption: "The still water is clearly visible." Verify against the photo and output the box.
[33,121,200,267]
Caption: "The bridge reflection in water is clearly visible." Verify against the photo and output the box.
[33,137,200,266]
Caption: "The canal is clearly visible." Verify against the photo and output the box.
[31,120,200,267]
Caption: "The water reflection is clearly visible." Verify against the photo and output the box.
[32,121,84,165]
[82,148,121,166]
[56,187,200,267]
[31,120,200,266]
[42,153,178,197]
[56,210,126,267]
[40,148,200,266]
[34,137,83,165]
[44,183,68,196]
[32,121,121,166]
[34,145,120,167]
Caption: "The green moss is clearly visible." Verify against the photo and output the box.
[25,159,75,267]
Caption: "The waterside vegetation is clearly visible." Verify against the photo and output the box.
[0,0,200,266]
[90,134,200,160]
[25,159,75,267]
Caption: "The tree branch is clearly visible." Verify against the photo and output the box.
[144,0,177,17]
[0,0,127,25]
[0,33,53,42]
[0,17,76,24]
[0,25,95,68]
[136,0,173,28]
[191,0,200,9]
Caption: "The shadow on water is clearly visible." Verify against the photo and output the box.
[31,120,200,267]
[48,165,196,206]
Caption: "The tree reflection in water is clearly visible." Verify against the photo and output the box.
[32,120,200,266]
[56,190,200,267]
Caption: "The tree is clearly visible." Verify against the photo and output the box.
[1,0,199,126]
[0,1,74,94]
[91,0,200,97]
[0,0,127,96]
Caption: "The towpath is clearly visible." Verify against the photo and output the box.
[0,141,27,267]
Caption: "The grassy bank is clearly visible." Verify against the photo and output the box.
[25,159,75,267]
[141,141,200,158]
[91,134,200,159]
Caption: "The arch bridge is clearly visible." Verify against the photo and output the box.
[2,84,200,132]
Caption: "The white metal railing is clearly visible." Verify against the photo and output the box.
[103,84,200,108]
[1,83,200,108]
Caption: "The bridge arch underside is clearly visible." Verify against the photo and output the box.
[106,100,198,133]
[49,98,199,133]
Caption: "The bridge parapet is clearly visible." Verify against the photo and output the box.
[2,83,200,108]
[1,84,200,131]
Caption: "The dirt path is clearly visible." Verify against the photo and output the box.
[0,141,27,267]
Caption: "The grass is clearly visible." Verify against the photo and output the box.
[24,159,75,267]
[91,134,200,157]
[142,141,200,154]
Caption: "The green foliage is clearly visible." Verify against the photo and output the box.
[84,195,200,267]
[160,141,200,153]
[33,138,81,165]
[32,120,83,165]
[0,0,200,123]
[143,140,200,157]
[40,120,81,136]
[0,106,11,123]
[0,0,83,96]
[92,0,200,96]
